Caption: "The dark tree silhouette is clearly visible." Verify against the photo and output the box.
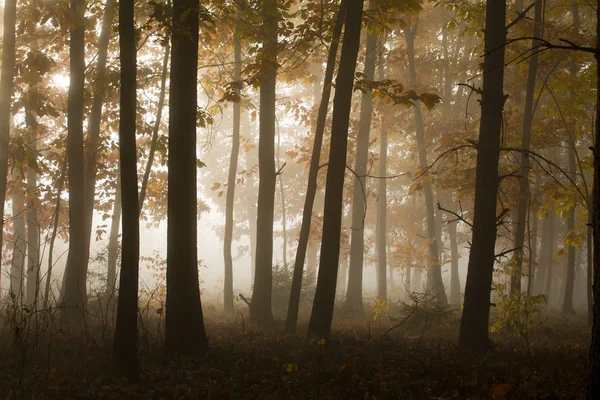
[307,0,365,340]
[62,0,87,325]
[165,0,209,355]
[250,0,278,328]
[458,0,506,353]
[112,0,139,379]
[285,0,347,334]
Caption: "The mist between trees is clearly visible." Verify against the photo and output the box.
[0,0,600,397]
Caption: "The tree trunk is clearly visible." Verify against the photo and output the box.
[61,0,88,326]
[224,33,241,316]
[244,114,257,284]
[113,0,139,378]
[376,43,387,302]
[106,174,121,295]
[306,0,364,340]
[44,160,67,309]
[511,0,542,294]
[527,209,538,294]
[285,0,347,334]
[250,0,278,328]
[563,144,577,314]
[562,5,580,314]
[458,0,506,353]
[10,169,26,305]
[0,0,17,293]
[83,0,116,273]
[25,81,40,308]
[585,1,600,394]
[165,0,208,355]
[533,211,555,295]
[448,215,460,305]
[139,38,169,211]
[404,22,447,304]
[276,121,287,266]
[345,0,378,315]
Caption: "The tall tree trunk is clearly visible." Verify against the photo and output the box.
[25,80,40,308]
[448,215,460,305]
[250,0,278,328]
[83,0,116,273]
[345,0,378,315]
[458,0,506,353]
[585,0,600,394]
[404,22,447,304]
[376,39,387,302]
[306,0,364,340]
[0,0,17,292]
[534,211,555,295]
[113,0,139,378]
[223,33,241,316]
[285,0,347,334]
[244,111,257,283]
[589,210,594,325]
[139,39,169,210]
[106,174,121,295]
[10,169,26,305]
[276,121,287,266]
[62,0,88,326]
[562,5,580,314]
[563,144,577,314]
[165,0,208,355]
[527,209,538,294]
[511,0,542,294]
[44,160,67,309]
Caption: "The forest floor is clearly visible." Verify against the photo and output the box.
[0,305,589,400]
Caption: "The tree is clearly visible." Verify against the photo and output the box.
[345,0,378,315]
[307,0,364,340]
[586,1,600,396]
[165,0,209,355]
[458,0,506,353]
[82,0,116,275]
[250,0,278,328]
[510,0,542,294]
[224,28,242,316]
[112,0,139,379]
[403,18,447,304]
[0,0,17,291]
[10,169,26,304]
[61,0,87,325]
[285,0,347,334]
[376,37,387,302]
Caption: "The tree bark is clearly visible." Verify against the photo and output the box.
[165,0,208,355]
[250,0,278,328]
[285,0,347,334]
[404,21,447,304]
[61,0,88,326]
[345,0,377,314]
[307,0,364,340]
[458,0,506,353]
[0,0,17,294]
[511,0,542,294]
[113,0,139,378]
[224,33,242,316]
